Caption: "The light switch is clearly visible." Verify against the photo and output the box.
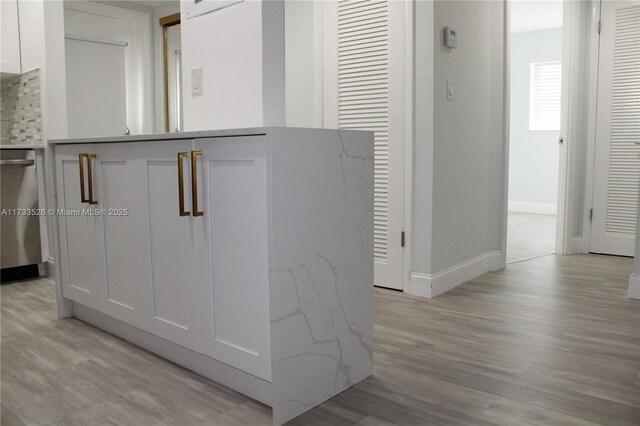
[191,66,203,96]
[447,78,455,100]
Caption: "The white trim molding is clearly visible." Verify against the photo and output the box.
[566,237,585,254]
[508,202,557,216]
[406,251,503,298]
[629,274,640,300]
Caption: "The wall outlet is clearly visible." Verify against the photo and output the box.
[191,66,203,96]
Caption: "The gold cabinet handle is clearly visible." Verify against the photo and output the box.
[79,153,89,203]
[177,152,190,216]
[191,150,203,217]
[87,154,98,205]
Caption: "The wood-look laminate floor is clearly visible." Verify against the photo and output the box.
[507,212,557,263]
[2,254,639,426]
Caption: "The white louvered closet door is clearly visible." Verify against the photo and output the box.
[591,1,640,256]
[327,0,405,289]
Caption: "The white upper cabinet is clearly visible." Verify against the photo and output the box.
[1,0,21,74]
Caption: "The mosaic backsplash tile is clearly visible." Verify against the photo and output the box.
[1,69,43,145]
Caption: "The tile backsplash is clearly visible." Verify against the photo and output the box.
[1,69,43,145]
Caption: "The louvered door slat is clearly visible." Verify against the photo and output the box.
[338,0,390,262]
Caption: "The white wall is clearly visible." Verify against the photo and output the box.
[284,0,322,127]
[180,0,284,131]
[283,1,507,296]
[430,0,505,273]
[508,28,562,215]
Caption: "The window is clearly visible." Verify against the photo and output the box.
[529,61,562,131]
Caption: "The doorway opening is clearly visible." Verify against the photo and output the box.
[507,0,564,263]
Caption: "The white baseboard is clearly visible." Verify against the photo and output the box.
[406,272,431,297]
[564,237,585,255]
[406,251,505,298]
[46,258,55,278]
[508,202,557,215]
[629,274,640,300]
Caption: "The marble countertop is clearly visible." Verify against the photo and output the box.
[0,144,45,150]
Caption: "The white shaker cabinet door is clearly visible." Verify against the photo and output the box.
[194,137,271,381]
[90,143,151,328]
[55,144,102,311]
[137,140,201,352]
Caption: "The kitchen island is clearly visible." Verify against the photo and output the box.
[48,127,373,425]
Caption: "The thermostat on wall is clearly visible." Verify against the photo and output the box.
[444,26,457,49]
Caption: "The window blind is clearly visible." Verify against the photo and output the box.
[529,61,562,131]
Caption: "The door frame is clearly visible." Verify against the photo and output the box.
[581,0,601,253]
[555,0,573,255]
[402,1,415,291]
[501,0,573,261]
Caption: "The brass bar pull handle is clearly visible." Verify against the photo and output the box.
[191,150,203,217]
[79,153,89,203]
[177,152,190,216]
[87,154,98,205]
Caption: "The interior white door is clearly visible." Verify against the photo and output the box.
[591,1,640,256]
[65,38,128,138]
[194,136,271,381]
[55,144,102,310]
[324,0,405,289]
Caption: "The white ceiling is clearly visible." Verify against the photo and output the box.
[511,0,563,34]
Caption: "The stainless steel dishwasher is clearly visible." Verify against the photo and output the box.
[0,149,42,276]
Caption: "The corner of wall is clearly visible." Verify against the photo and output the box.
[262,0,285,127]
[406,273,432,298]
[406,250,504,298]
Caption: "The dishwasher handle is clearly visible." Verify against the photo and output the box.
[0,159,35,166]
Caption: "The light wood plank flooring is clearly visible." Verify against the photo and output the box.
[507,213,557,263]
[2,254,639,425]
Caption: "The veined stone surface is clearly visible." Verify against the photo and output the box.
[268,128,374,425]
